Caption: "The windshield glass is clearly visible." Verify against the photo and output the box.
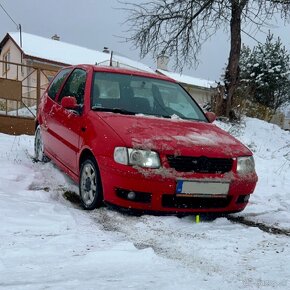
[91,72,207,121]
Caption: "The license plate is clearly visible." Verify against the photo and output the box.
[176,180,229,196]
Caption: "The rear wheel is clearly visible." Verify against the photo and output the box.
[79,158,103,210]
[34,125,50,162]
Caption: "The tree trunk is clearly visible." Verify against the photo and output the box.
[224,1,244,119]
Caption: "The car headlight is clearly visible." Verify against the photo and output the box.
[114,147,161,168]
[237,156,255,174]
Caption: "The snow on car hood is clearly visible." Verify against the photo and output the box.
[99,113,252,158]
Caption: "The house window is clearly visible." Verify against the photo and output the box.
[2,50,11,75]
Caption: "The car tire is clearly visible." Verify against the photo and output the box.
[79,157,103,210]
[34,125,50,162]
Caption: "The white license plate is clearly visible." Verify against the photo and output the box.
[176,180,229,196]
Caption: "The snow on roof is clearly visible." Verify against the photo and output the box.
[157,69,216,89]
[8,32,154,73]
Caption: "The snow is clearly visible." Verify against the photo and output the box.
[157,69,216,89]
[280,103,290,118]
[9,32,154,73]
[0,117,290,289]
[173,130,237,146]
[215,118,290,230]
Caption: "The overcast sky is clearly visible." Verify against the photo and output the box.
[0,0,289,81]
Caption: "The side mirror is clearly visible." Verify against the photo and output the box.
[205,112,216,123]
[61,96,78,110]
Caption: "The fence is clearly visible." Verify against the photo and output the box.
[0,60,59,135]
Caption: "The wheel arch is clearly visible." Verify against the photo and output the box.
[79,148,98,170]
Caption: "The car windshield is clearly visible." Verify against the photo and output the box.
[91,72,207,121]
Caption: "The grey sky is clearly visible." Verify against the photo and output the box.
[0,0,289,81]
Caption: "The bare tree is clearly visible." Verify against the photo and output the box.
[122,0,290,118]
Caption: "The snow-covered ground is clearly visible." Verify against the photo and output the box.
[217,118,290,230]
[0,117,289,289]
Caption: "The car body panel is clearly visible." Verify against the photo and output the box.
[97,113,252,158]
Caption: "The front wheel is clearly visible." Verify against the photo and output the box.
[79,158,103,210]
[34,125,50,162]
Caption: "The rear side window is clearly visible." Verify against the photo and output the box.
[47,68,71,100]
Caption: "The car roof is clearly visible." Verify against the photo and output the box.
[66,64,177,83]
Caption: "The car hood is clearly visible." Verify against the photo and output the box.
[98,113,252,158]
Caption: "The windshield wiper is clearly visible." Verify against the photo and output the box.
[91,106,136,115]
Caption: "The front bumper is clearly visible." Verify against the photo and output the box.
[98,157,258,214]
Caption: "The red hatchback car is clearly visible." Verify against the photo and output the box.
[35,64,257,214]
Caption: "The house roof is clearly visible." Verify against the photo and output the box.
[157,69,216,89]
[1,32,154,73]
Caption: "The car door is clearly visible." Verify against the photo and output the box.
[41,68,72,156]
[46,68,87,174]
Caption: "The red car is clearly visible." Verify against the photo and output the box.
[35,64,257,214]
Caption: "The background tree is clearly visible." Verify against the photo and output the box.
[239,32,290,112]
[122,0,290,118]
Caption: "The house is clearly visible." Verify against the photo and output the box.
[0,32,154,101]
[0,31,214,134]
[0,32,154,73]
[0,32,154,105]
[156,68,216,108]
[0,31,154,134]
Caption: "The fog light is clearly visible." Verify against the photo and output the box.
[127,191,136,200]
[116,188,152,203]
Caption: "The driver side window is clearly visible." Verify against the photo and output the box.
[58,69,87,105]
[47,68,71,100]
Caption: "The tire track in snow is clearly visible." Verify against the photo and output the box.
[89,208,225,277]
[30,189,290,287]
[227,215,290,236]
[85,206,290,289]
[62,190,290,237]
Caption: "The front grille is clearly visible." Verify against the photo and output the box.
[162,195,232,209]
[167,155,233,173]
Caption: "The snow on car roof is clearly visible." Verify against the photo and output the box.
[8,32,154,73]
[157,69,216,89]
